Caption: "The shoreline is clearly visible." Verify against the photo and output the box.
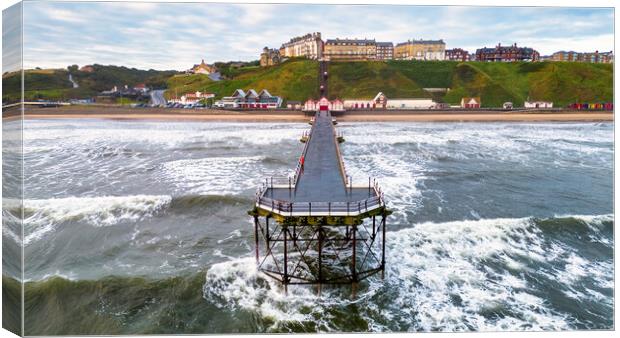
[3,106,614,122]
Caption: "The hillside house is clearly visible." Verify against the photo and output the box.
[189,59,217,74]
[133,83,149,93]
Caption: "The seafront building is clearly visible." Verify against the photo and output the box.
[550,50,613,63]
[303,97,345,111]
[343,92,437,110]
[445,48,469,61]
[279,32,324,60]
[475,43,539,62]
[394,39,446,60]
[461,97,481,108]
[169,91,215,105]
[323,38,378,61]
[376,42,394,60]
[524,100,553,108]
[260,47,281,67]
[215,89,282,109]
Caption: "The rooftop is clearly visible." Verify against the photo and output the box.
[326,38,376,45]
[396,39,445,46]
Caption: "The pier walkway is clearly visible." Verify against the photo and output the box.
[255,109,384,217]
[250,107,389,285]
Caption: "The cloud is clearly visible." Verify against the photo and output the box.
[20,2,614,70]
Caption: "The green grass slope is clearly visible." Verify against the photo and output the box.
[2,65,179,104]
[2,69,83,103]
[4,60,611,108]
[165,58,319,102]
[329,61,612,107]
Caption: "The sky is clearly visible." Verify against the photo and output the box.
[14,1,615,70]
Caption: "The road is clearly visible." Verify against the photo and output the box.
[208,72,222,81]
[150,89,167,106]
[68,74,79,88]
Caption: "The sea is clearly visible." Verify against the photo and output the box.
[2,118,614,334]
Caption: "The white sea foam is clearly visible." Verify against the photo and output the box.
[161,156,272,195]
[23,120,306,150]
[204,257,328,331]
[340,122,612,168]
[345,152,423,222]
[203,215,612,332]
[22,195,171,245]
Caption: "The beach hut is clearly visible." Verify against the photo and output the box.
[460,97,481,109]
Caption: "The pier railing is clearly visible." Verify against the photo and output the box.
[254,126,312,195]
[255,178,385,217]
[292,127,312,185]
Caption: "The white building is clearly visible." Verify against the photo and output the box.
[344,92,436,110]
[214,89,282,109]
[303,97,344,112]
[524,101,553,108]
[133,83,149,93]
[280,32,324,60]
[386,98,436,109]
[169,91,215,105]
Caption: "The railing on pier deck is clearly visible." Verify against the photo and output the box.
[255,178,386,217]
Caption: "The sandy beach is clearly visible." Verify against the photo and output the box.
[4,105,614,122]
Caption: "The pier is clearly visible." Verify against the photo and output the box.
[249,105,390,285]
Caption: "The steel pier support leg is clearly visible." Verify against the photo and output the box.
[381,213,386,279]
[253,215,259,265]
[265,216,270,248]
[372,215,376,238]
[352,224,358,283]
[318,227,323,283]
[283,227,288,285]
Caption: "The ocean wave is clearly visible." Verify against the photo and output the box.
[21,195,171,245]
[23,120,307,149]
[202,214,613,332]
[160,156,288,195]
[17,194,254,246]
[203,257,337,332]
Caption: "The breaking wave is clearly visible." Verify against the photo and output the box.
[202,214,613,332]
[11,194,255,246]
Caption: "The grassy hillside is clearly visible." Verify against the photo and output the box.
[72,64,178,92]
[165,58,319,102]
[4,60,611,108]
[3,69,86,103]
[2,65,179,104]
[328,62,430,100]
[329,61,613,107]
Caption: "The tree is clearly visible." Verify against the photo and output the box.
[67,64,79,73]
